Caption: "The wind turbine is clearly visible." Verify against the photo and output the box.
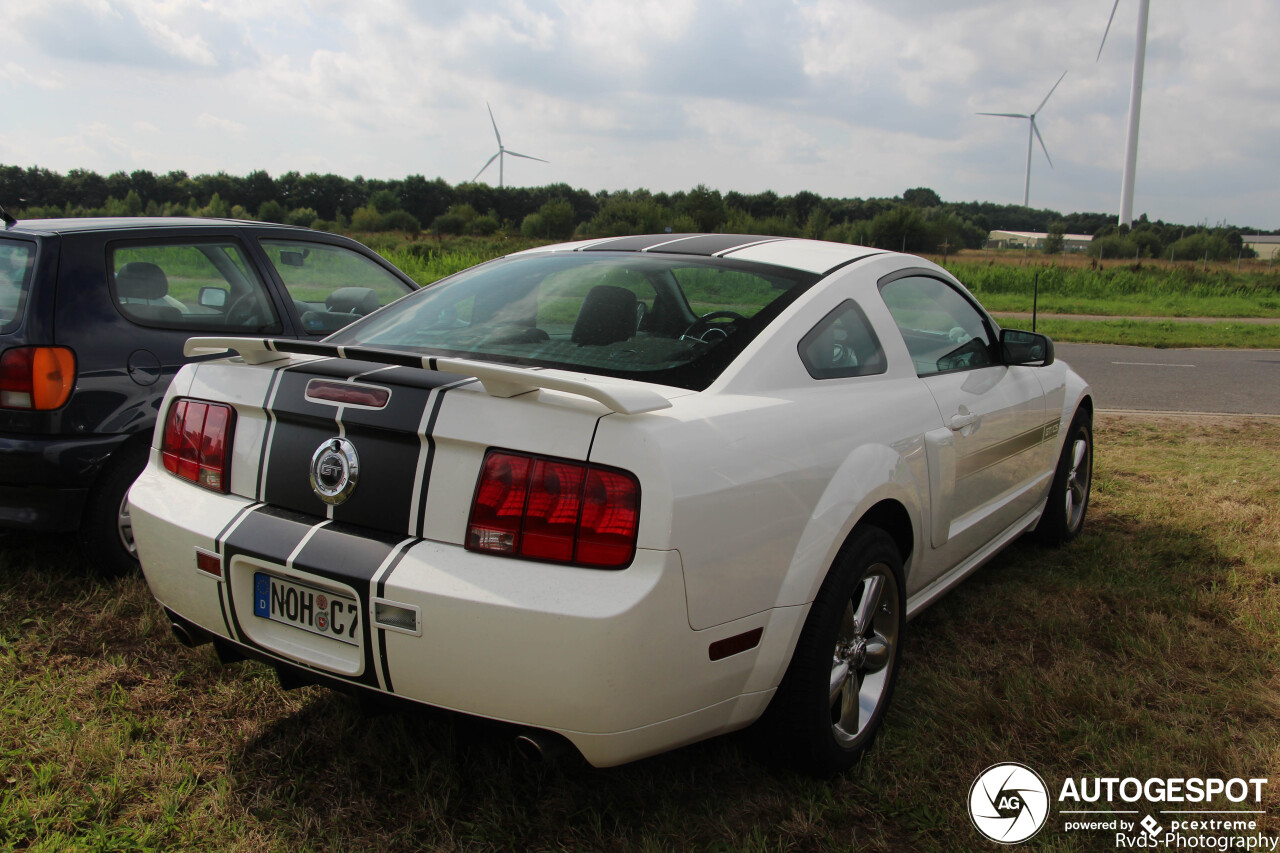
[472,103,547,188]
[1098,0,1150,227]
[978,70,1068,208]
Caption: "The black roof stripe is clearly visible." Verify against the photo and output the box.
[575,233,787,257]
[655,234,784,256]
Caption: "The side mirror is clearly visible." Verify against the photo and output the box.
[198,287,228,308]
[1000,329,1054,366]
[279,251,307,267]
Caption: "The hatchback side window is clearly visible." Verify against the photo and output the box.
[260,240,414,335]
[798,300,887,379]
[110,242,281,333]
[879,276,995,376]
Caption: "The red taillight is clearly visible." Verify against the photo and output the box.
[0,346,76,410]
[466,450,640,569]
[161,398,235,492]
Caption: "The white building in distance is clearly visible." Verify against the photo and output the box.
[987,230,1094,253]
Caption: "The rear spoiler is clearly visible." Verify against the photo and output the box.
[184,337,674,416]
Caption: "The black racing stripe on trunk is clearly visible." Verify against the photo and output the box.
[581,234,704,252]
[223,505,321,564]
[291,521,405,583]
[287,358,384,382]
[413,382,464,538]
[255,368,286,500]
[655,234,783,255]
[327,423,418,532]
[262,419,339,516]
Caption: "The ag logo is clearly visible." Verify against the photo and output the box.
[969,763,1050,844]
[310,437,360,505]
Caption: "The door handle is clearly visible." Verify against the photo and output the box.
[949,411,977,430]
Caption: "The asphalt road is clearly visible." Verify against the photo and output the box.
[1055,343,1280,415]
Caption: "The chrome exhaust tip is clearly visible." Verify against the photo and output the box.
[514,730,568,762]
[170,622,198,647]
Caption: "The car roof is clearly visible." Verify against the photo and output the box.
[3,217,315,237]
[513,233,888,276]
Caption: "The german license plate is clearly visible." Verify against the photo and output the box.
[253,572,360,646]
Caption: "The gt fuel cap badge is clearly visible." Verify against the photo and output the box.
[310,437,359,505]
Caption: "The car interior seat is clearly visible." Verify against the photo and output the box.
[115,262,183,324]
[572,285,639,346]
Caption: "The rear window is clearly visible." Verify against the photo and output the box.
[260,240,415,335]
[0,240,36,334]
[327,252,816,391]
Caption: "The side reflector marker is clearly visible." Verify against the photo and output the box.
[708,627,763,661]
[194,548,223,579]
[373,600,420,636]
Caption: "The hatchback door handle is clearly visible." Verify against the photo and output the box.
[949,411,977,430]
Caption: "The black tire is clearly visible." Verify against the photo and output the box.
[78,443,148,576]
[766,526,906,777]
[1034,408,1093,546]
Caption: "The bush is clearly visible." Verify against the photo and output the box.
[257,200,287,223]
[286,207,319,227]
[350,205,384,232]
[381,209,421,233]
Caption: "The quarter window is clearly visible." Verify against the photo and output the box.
[798,300,887,379]
[0,240,36,335]
[879,276,995,376]
[260,240,414,335]
[110,242,281,333]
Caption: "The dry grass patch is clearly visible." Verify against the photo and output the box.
[2,414,1278,851]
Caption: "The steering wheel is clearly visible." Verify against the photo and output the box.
[682,310,748,342]
[226,295,260,327]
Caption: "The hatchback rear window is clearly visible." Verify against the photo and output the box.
[327,252,816,390]
[0,240,36,335]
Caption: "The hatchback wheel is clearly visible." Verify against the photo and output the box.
[79,445,147,576]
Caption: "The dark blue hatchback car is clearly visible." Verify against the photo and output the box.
[0,216,417,573]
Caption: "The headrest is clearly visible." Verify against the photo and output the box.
[116,262,169,300]
[326,286,380,315]
[572,285,638,346]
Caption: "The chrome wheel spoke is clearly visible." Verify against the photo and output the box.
[117,494,136,556]
[1072,439,1087,472]
[829,661,851,705]
[851,574,883,635]
[837,671,860,734]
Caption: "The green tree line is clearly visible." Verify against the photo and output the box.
[1,164,1271,260]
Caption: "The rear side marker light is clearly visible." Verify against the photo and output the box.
[161,398,235,493]
[466,450,640,569]
[195,549,223,578]
[709,627,764,661]
[0,346,75,410]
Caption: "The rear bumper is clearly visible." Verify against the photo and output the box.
[0,432,129,531]
[129,458,800,767]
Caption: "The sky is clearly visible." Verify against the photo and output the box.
[2,0,1278,229]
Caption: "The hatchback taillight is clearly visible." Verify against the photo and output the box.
[466,450,640,569]
[0,346,76,410]
[161,399,235,493]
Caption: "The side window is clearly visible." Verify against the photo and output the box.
[0,239,36,334]
[260,240,414,335]
[879,276,994,376]
[798,300,887,379]
[110,242,281,333]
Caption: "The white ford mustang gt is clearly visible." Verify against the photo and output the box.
[130,234,1092,775]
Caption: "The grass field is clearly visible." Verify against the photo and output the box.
[3,414,1278,852]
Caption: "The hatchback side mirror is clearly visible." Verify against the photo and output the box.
[198,287,228,308]
[1000,329,1054,366]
